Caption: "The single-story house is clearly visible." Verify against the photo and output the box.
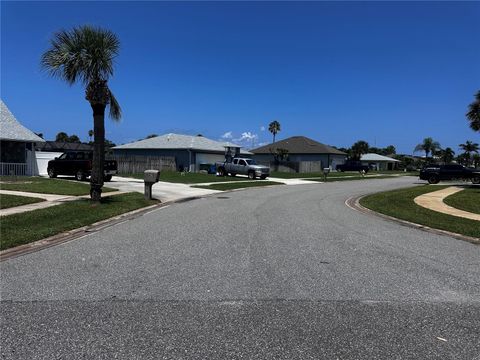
[250,136,347,171]
[360,153,400,171]
[35,141,94,175]
[0,100,44,176]
[113,133,250,172]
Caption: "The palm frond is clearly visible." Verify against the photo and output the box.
[41,25,120,86]
[108,90,122,121]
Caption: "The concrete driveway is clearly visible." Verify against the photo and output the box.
[1,176,479,359]
[108,175,221,202]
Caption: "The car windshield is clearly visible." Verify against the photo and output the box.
[245,159,257,165]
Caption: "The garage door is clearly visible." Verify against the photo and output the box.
[195,153,225,169]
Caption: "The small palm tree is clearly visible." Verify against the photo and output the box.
[459,140,479,166]
[88,129,94,142]
[414,137,441,160]
[466,90,480,132]
[41,26,121,201]
[351,140,369,160]
[268,120,281,143]
[440,147,455,164]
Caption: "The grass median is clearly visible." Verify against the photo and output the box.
[443,186,480,215]
[360,185,480,239]
[0,194,45,209]
[0,176,116,196]
[0,192,158,250]
[192,181,283,191]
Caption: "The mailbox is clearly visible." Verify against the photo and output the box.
[144,170,160,183]
[323,167,330,181]
[144,170,160,200]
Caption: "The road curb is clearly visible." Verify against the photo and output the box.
[345,195,480,245]
[0,195,202,262]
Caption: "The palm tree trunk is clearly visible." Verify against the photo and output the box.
[90,104,106,202]
[273,133,276,143]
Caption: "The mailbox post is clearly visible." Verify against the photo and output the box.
[144,170,160,200]
[323,167,330,182]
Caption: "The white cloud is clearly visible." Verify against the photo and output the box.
[234,132,258,142]
[221,131,233,139]
[260,126,266,132]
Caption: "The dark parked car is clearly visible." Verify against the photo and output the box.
[47,151,118,181]
[419,164,480,184]
[336,161,369,173]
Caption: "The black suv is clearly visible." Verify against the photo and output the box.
[47,151,118,181]
[419,164,480,184]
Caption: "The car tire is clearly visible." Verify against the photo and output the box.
[428,175,440,184]
[218,167,226,177]
[230,173,236,177]
[472,176,480,184]
[248,171,256,180]
[75,170,86,181]
[104,175,113,182]
[47,168,57,178]
[260,175,267,180]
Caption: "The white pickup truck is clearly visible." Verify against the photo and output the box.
[216,157,270,180]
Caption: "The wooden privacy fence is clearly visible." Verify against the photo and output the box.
[113,155,176,174]
[258,161,324,173]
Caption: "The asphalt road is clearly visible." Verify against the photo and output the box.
[1,177,479,359]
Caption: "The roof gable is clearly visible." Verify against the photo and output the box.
[0,100,45,143]
[360,153,400,162]
[251,136,346,155]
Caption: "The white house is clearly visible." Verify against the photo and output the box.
[360,153,400,171]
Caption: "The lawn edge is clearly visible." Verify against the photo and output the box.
[345,194,480,245]
[0,196,197,262]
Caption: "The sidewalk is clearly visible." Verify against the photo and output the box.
[414,186,480,221]
[0,189,126,217]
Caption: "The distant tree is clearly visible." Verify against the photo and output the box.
[414,137,441,160]
[456,153,470,166]
[55,131,69,142]
[473,154,480,168]
[68,134,81,143]
[351,140,369,160]
[466,90,480,132]
[459,140,479,166]
[439,147,455,164]
[41,25,121,202]
[384,145,396,155]
[35,132,44,139]
[145,134,158,139]
[268,120,281,143]
[104,139,116,148]
[88,129,94,142]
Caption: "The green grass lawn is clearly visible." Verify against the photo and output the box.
[122,172,249,184]
[0,192,158,250]
[443,186,480,215]
[192,181,283,191]
[360,185,480,239]
[0,176,116,196]
[0,194,45,209]
[271,171,417,179]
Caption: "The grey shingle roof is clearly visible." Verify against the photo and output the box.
[0,100,45,143]
[251,136,346,155]
[113,133,251,154]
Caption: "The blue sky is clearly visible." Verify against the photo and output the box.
[1,1,479,153]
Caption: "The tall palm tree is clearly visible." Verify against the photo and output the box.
[268,120,281,143]
[466,90,480,132]
[41,26,121,201]
[414,137,441,160]
[459,140,479,166]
